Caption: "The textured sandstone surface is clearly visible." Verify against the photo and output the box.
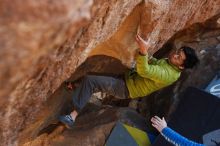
[0,0,220,146]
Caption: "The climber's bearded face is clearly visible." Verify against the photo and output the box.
[168,49,186,70]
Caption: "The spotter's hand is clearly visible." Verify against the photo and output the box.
[151,116,167,133]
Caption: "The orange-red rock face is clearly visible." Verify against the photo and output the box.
[0,0,219,145]
[0,0,93,101]
[0,0,94,145]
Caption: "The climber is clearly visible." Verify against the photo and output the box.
[58,34,199,129]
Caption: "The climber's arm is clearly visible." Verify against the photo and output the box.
[135,34,150,55]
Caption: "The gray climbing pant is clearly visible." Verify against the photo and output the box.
[72,75,129,112]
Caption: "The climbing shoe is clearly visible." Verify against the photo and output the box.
[58,115,75,129]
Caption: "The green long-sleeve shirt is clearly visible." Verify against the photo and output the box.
[125,54,181,98]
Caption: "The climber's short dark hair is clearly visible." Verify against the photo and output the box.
[181,46,199,69]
